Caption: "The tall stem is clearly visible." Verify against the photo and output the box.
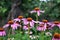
[28,22,30,40]
[35,13,39,40]
[40,31,44,40]
[20,20,22,33]
[36,14,38,22]
[36,13,38,34]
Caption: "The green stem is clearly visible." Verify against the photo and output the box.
[35,13,38,40]
[0,37,3,40]
[8,28,12,37]
[36,13,38,28]
[20,20,22,33]
[41,31,44,40]
[36,13,38,22]
[36,14,38,28]
[28,22,30,40]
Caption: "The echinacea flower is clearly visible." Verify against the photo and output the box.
[36,20,47,31]
[51,21,60,28]
[3,20,20,30]
[23,17,35,31]
[42,19,53,30]
[0,27,6,36]
[13,16,26,23]
[30,7,45,16]
[36,20,53,31]
[23,17,35,27]
[37,23,46,31]
[52,33,60,40]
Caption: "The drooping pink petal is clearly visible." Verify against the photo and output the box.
[37,11,40,16]
[30,21,34,27]
[57,24,60,28]
[32,20,35,23]
[11,23,20,30]
[0,32,3,36]
[39,22,44,24]
[44,23,47,31]
[23,26,28,30]
[2,31,6,36]
[51,24,55,27]
[37,26,46,31]
[37,26,41,31]
[13,18,20,22]
[23,19,28,25]
[30,10,36,13]
[40,10,45,13]
[11,25,17,30]
[47,22,52,25]
[3,24,9,28]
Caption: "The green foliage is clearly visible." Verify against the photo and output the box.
[0,0,60,21]
[0,0,11,18]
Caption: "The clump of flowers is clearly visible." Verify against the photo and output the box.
[2,7,60,40]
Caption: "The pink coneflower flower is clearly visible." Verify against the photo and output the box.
[13,16,26,22]
[23,17,35,30]
[24,17,35,27]
[30,7,45,16]
[42,20,53,30]
[52,33,60,40]
[37,23,46,31]
[51,21,60,28]
[11,23,21,30]
[3,20,20,30]
[0,28,6,36]
[37,20,53,31]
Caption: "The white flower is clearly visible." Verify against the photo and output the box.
[11,38,14,40]
[45,32,52,36]
[29,35,38,39]
[29,35,34,39]
[25,31,33,34]
[7,38,11,40]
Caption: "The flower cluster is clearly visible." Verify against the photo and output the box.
[2,7,60,40]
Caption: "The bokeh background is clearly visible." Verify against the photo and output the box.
[0,0,60,26]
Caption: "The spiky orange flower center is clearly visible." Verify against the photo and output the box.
[8,20,14,24]
[0,27,4,31]
[54,21,60,24]
[18,16,23,19]
[42,20,48,23]
[34,7,39,11]
[54,33,60,39]
[27,17,32,21]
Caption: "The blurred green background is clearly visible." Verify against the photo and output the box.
[0,0,60,26]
